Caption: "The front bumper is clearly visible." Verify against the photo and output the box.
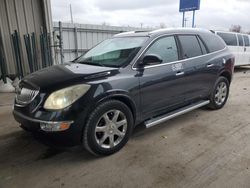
[13,110,83,146]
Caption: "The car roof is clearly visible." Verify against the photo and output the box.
[214,30,250,36]
[114,28,213,38]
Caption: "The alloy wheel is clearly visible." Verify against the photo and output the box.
[95,110,127,149]
[214,81,228,106]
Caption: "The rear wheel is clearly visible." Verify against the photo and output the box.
[207,76,230,110]
[83,100,133,156]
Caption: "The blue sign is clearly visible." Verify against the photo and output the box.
[179,0,200,12]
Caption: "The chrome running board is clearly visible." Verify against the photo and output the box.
[145,100,210,128]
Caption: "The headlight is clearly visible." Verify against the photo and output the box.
[44,84,90,110]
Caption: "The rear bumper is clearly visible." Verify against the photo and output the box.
[13,110,83,146]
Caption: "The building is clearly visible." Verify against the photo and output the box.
[0,0,53,78]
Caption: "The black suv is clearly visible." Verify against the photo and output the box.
[13,28,234,156]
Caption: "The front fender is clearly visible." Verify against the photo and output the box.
[90,89,138,124]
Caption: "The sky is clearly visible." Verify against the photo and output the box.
[51,0,250,32]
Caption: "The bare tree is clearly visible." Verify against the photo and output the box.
[229,25,242,33]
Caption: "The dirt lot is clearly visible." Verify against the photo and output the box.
[0,67,250,188]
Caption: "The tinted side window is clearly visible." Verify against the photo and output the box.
[243,35,249,46]
[197,36,207,54]
[237,34,244,46]
[145,36,178,63]
[200,33,226,52]
[178,35,202,59]
[217,32,237,46]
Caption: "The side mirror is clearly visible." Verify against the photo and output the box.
[141,54,163,66]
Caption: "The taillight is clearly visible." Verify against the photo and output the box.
[225,57,235,72]
[231,57,235,72]
[231,57,235,65]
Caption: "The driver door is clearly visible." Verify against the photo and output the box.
[137,36,188,119]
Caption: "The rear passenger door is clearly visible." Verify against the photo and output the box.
[243,35,250,65]
[177,35,211,101]
[237,34,245,65]
[216,32,239,65]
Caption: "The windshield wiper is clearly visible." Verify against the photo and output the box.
[77,61,92,64]
[77,61,105,67]
[71,56,81,63]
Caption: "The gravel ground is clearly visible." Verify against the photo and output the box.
[0,67,250,188]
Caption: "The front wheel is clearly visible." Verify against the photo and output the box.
[207,76,230,110]
[83,100,133,156]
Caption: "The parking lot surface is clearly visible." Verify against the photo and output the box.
[0,67,250,188]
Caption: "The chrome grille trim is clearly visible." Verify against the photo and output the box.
[16,87,39,105]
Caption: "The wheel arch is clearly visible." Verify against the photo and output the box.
[96,92,137,124]
[219,71,232,84]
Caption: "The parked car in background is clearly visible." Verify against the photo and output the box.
[13,28,234,156]
[215,31,250,66]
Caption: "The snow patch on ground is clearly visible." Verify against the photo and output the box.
[0,77,15,93]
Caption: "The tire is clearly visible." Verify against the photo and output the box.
[20,124,30,131]
[207,76,230,110]
[83,100,134,156]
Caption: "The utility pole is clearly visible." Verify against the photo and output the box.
[70,4,73,24]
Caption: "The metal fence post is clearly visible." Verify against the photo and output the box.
[31,32,38,71]
[47,33,53,66]
[74,26,78,58]
[59,21,64,64]
[0,30,7,83]
[40,28,46,68]
[12,30,24,78]
[24,34,34,73]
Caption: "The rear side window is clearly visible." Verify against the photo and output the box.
[178,35,203,59]
[243,35,250,46]
[200,33,226,52]
[145,36,178,63]
[237,34,244,46]
[217,32,237,46]
[197,36,207,54]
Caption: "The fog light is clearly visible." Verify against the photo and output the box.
[40,122,72,132]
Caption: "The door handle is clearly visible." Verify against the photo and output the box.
[207,63,214,68]
[176,71,184,76]
[222,58,226,64]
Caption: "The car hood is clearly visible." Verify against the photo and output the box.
[22,63,119,90]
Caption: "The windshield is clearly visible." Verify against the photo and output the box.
[76,37,147,67]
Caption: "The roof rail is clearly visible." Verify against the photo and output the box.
[114,31,135,37]
[114,30,149,37]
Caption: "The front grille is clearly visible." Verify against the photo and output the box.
[16,84,39,105]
